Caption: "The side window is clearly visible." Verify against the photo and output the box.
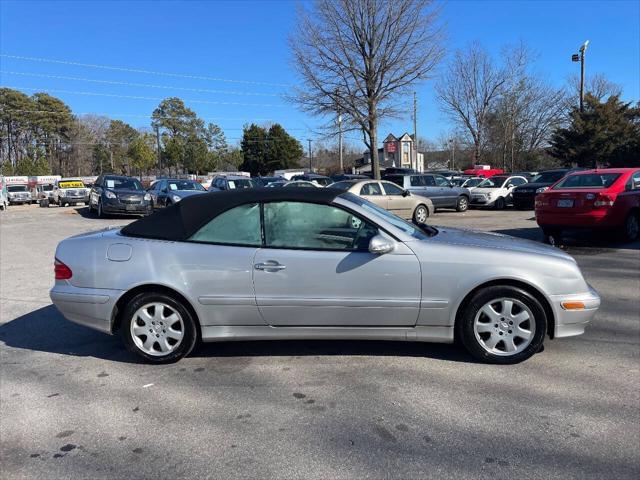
[382,182,404,196]
[263,202,377,251]
[410,176,425,187]
[360,183,382,196]
[434,175,449,186]
[629,171,640,190]
[424,176,436,186]
[189,203,261,246]
[511,178,526,186]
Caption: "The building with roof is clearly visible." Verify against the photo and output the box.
[354,133,424,174]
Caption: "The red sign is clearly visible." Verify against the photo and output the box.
[385,142,396,153]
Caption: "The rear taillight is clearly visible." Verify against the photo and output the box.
[54,259,72,280]
[593,194,615,208]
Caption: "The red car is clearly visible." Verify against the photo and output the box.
[535,168,640,243]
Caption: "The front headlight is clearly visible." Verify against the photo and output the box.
[171,194,181,203]
[59,190,66,196]
[487,192,493,199]
[144,193,152,201]
[105,190,116,199]
[536,187,548,194]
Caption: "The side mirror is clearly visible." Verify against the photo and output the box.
[402,190,410,197]
[369,234,395,255]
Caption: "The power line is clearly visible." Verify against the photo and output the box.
[2,86,286,108]
[0,54,292,88]
[0,71,283,97]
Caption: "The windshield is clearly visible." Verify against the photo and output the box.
[478,176,508,188]
[168,180,205,191]
[463,178,483,188]
[8,185,27,192]
[553,173,621,189]
[42,184,54,191]
[339,192,431,240]
[530,171,566,184]
[104,177,143,190]
[329,181,355,192]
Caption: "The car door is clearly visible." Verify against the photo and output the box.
[419,175,443,206]
[434,175,455,207]
[358,182,387,210]
[381,181,412,218]
[253,201,421,327]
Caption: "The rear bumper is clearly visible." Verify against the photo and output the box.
[549,286,601,338]
[536,210,620,228]
[50,283,123,334]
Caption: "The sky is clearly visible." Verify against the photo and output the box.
[1,0,639,151]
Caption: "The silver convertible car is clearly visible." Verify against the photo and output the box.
[50,188,600,364]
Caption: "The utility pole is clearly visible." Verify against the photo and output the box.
[572,40,589,112]
[338,113,343,172]
[449,138,456,170]
[307,139,313,172]
[413,91,418,171]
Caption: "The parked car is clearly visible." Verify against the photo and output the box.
[50,188,600,364]
[290,174,333,187]
[331,179,434,223]
[89,174,152,218]
[513,169,584,210]
[536,168,640,243]
[382,167,415,175]
[451,176,484,190]
[383,173,470,212]
[147,179,207,209]
[426,170,464,181]
[33,183,56,203]
[255,176,284,187]
[331,173,369,182]
[7,183,31,205]
[52,178,91,207]
[283,180,320,188]
[209,175,258,191]
[470,175,528,209]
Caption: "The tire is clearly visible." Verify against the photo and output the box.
[541,227,562,246]
[97,200,105,218]
[413,204,429,223]
[494,197,506,210]
[456,195,469,212]
[456,285,547,364]
[88,200,95,213]
[622,211,639,242]
[121,292,198,364]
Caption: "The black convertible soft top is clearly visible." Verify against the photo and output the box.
[121,187,342,241]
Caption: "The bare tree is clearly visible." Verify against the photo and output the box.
[436,42,507,164]
[289,0,444,179]
[568,72,622,103]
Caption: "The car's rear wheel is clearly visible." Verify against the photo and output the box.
[622,211,639,242]
[121,292,198,363]
[457,286,546,364]
[494,197,506,210]
[456,196,469,212]
[541,227,562,246]
[413,204,429,223]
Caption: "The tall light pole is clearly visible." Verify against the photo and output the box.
[413,91,418,171]
[572,40,589,112]
[338,113,343,172]
[307,139,313,172]
[449,138,456,170]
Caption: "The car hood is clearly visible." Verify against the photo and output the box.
[172,190,206,198]
[427,226,574,261]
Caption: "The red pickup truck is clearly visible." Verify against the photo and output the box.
[535,168,640,243]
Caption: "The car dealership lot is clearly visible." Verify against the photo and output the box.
[1,205,638,479]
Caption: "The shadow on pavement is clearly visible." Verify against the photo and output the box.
[73,205,144,221]
[495,227,640,252]
[0,305,476,364]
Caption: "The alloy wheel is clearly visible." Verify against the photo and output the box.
[626,213,639,241]
[473,297,535,356]
[415,206,428,223]
[130,303,185,356]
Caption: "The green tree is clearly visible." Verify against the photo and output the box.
[265,124,303,172]
[106,120,138,173]
[550,94,640,168]
[128,134,157,177]
[240,124,268,175]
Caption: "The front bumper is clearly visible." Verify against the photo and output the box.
[103,198,151,215]
[550,285,601,338]
[61,195,90,203]
[9,196,31,204]
[50,283,123,334]
[470,196,495,207]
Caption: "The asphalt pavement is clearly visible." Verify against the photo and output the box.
[1,203,638,479]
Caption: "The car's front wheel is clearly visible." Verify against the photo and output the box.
[494,197,506,210]
[457,286,547,364]
[456,196,469,212]
[413,204,429,223]
[121,292,198,363]
[97,200,105,218]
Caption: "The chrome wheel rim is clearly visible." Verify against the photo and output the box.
[415,206,427,223]
[459,197,468,210]
[131,303,184,356]
[474,297,535,356]
[627,215,639,239]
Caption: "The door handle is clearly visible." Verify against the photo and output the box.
[254,262,286,271]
